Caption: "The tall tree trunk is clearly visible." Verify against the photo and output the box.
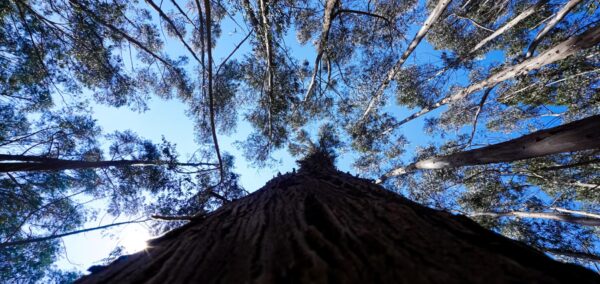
[359,0,452,121]
[379,115,600,182]
[76,158,598,283]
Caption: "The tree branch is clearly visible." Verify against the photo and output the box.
[0,219,150,248]
[303,0,339,102]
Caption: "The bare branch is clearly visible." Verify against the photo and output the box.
[469,210,600,226]
[0,219,150,248]
[145,0,204,68]
[465,87,494,147]
[454,13,494,32]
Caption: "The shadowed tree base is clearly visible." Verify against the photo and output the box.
[77,166,600,283]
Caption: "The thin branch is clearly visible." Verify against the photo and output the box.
[169,0,199,30]
[469,210,600,226]
[216,28,254,77]
[454,13,494,32]
[0,219,150,248]
[500,68,600,102]
[145,0,204,68]
[465,87,493,147]
[470,1,544,53]
[152,214,194,221]
[335,9,393,25]
[303,0,339,102]
[201,0,224,179]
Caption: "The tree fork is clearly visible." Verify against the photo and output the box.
[77,158,599,283]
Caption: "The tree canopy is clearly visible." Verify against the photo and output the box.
[1,0,599,281]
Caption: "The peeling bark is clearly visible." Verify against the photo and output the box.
[379,115,600,182]
[77,163,598,283]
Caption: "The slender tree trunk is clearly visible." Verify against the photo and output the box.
[525,0,583,58]
[360,0,452,121]
[0,154,214,172]
[470,0,545,53]
[76,159,598,283]
[379,115,600,182]
[304,0,338,101]
[391,24,600,130]
[0,158,150,172]
[469,210,600,227]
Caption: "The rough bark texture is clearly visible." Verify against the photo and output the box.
[77,162,599,283]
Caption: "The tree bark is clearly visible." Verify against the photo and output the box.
[379,115,600,182]
[391,24,600,130]
[76,162,598,283]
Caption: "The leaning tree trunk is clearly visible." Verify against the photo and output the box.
[0,154,214,172]
[379,114,600,181]
[76,158,599,283]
